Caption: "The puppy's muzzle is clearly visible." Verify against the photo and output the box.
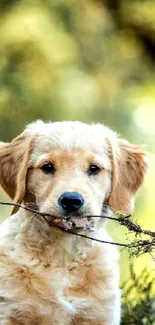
[58,191,84,215]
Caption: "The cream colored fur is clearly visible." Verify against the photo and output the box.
[0,121,148,325]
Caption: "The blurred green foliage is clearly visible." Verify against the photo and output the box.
[0,0,155,144]
[121,265,155,324]
[0,0,154,293]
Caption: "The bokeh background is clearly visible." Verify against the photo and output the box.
[0,0,155,282]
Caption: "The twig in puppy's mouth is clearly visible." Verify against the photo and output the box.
[47,216,97,232]
[0,201,155,255]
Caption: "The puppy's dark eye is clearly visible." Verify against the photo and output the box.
[40,163,55,174]
[88,164,101,175]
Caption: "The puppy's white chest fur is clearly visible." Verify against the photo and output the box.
[0,214,120,324]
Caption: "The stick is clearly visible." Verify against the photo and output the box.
[0,201,154,254]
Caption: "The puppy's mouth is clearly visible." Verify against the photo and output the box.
[48,216,94,231]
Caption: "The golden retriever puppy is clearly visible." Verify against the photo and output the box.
[0,121,148,325]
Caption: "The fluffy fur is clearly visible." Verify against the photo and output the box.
[0,121,148,325]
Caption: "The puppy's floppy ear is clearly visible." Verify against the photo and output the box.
[0,133,34,214]
[108,138,149,215]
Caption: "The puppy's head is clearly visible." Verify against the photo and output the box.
[0,121,148,227]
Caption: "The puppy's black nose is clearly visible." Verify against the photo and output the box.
[58,192,84,213]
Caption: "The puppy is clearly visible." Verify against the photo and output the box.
[0,121,148,325]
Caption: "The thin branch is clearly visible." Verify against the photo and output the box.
[65,230,130,248]
[0,201,154,255]
[0,201,52,219]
